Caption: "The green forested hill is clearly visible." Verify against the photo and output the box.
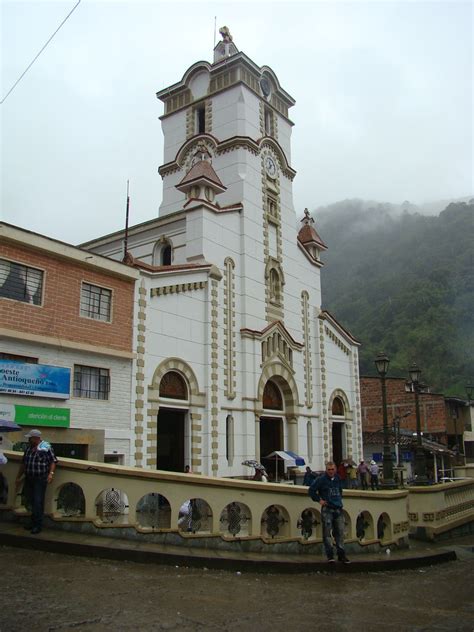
[316,199,474,396]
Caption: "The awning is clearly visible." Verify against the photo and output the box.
[264,450,305,467]
[363,430,457,456]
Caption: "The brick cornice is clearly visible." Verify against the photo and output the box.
[0,327,135,359]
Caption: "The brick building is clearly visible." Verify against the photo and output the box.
[0,222,139,463]
[360,376,447,439]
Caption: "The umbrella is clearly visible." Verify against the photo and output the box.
[0,419,22,432]
[241,459,266,471]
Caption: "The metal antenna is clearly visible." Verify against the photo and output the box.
[213,16,217,48]
[123,180,130,261]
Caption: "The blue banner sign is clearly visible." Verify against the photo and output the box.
[0,361,71,399]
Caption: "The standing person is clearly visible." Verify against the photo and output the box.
[253,468,268,482]
[357,460,369,490]
[369,460,380,490]
[347,463,358,489]
[337,461,348,488]
[15,429,57,535]
[309,461,350,564]
[303,466,316,486]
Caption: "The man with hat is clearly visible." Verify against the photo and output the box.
[15,429,57,534]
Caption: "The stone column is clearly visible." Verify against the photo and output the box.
[287,416,298,453]
[254,414,260,460]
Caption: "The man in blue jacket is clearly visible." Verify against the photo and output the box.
[309,461,350,563]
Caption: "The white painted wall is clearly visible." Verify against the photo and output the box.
[0,338,134,463]
[83,55,361,476]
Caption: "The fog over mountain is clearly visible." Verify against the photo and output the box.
[313,198,474,397]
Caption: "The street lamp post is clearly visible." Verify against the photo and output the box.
[466,384,473,430]
[393,411,411,467]
[409,362,428,485]
[374,352,396,489]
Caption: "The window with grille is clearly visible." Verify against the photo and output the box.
[80,282,111,322]
[73,365,110,399]
[0,259,43,305]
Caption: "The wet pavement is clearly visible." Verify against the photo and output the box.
[1,543,473,631]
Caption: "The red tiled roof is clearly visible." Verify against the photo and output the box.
[177,160,225,190]
[298,223,327,250]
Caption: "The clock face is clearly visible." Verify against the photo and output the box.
[265,156,277,178]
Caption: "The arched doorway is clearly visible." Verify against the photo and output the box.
[332,422,344,465]
[157,371,188,472]
[260,380,284,479]
[330,394,347,465]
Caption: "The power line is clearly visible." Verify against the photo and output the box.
[1,0,82,105]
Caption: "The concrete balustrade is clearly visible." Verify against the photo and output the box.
[0,451,422,552]
[408,478,474,540]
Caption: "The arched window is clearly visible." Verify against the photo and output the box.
[269,268,281,303]
[152,240,172,266]
[159,371,187,400]
[162,245,172,266]
[332,397,345,416]
[263,380,283,410]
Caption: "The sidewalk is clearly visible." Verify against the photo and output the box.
[2,521,472,573]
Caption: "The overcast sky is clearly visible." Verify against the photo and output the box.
[1,0,472,244]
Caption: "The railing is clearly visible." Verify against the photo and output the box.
[408,478,474,540]
[0,451,419,551]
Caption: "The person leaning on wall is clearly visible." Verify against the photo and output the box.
[15,429,57,535]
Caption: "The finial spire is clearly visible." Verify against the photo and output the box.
[213,25,238,63]
[302,208,314,225]
[219,26,233,42]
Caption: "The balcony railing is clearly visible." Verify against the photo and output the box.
[1,451,472,549]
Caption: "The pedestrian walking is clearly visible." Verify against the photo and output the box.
[308,461,350,564]
[357,460,369,490]
[369,460,380,490]
[15,429,57,534]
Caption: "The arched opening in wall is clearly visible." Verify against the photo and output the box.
[269,268,281,304]
[261,504,290,539]
[219,501,251,537]
[56,483,85,517]
[157,371,189,472]
[377,512,391,543]
[178,498,212,534]
[298,508,321,541]
[332,397,345,416]
[332,422,345,466]
[95,488,129,525]
[136,492,171,530]
[260,379,284,480]
[152,240,173,266]
[162,245,172,266]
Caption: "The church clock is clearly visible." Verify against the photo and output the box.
[265,155,277,178]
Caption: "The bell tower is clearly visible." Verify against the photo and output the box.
[156,27,296,220]
[155,28,309,331]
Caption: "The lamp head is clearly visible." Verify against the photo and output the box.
[375,351,390,377]
[409,362,422,384]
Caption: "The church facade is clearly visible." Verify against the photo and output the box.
[83,31,363,477]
